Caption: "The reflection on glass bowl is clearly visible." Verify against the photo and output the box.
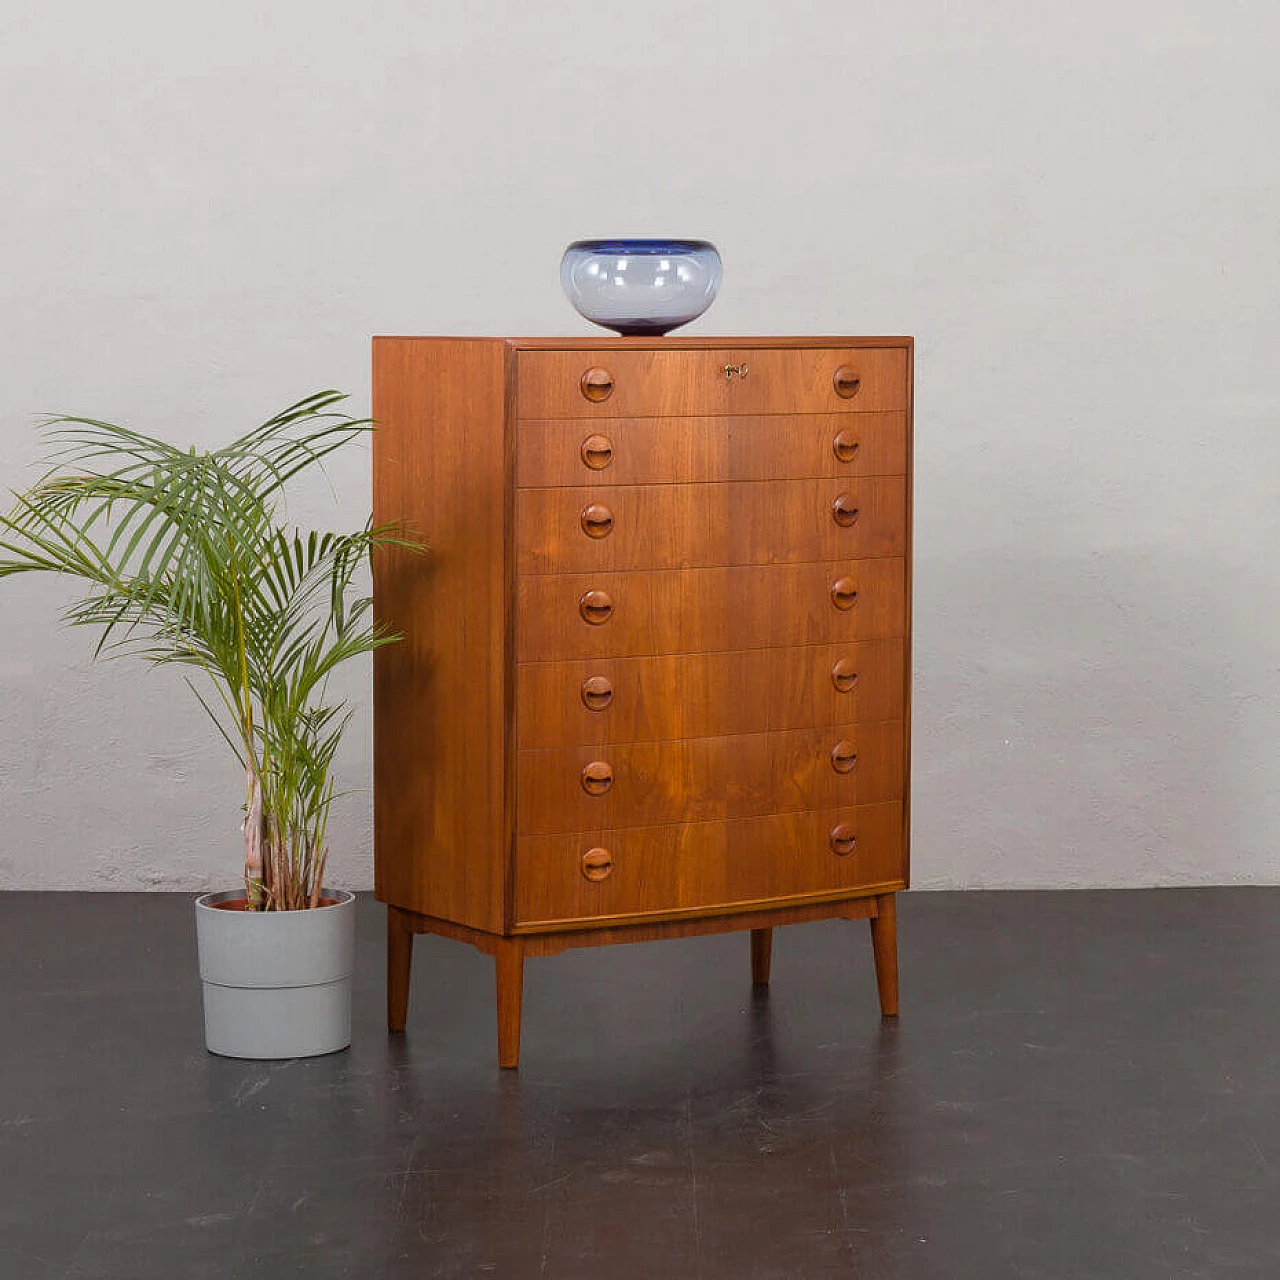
[560,239,723,337]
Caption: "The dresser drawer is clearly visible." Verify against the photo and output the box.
[516,412,908,487]
[516,346,908,419]
[517,640,906,748]
[516,559,906,662]
[517,478,905,575]
[518,721,904,835]
[515,801,905,926]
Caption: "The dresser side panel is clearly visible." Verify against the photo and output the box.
[901,338,915,888]
[372,338,509,932]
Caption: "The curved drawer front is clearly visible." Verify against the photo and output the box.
[516,559,906,662]
[515,801,904,927]
[516,640,906,748]
[517,347,908,419]
[518,721,905,835]
[516,478,906,575]
[516,412,908,487]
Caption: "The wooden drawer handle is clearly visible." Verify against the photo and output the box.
[832,430,860,463]
[578,590,614,624]
[830,658,859,693]
[580,503,615,539]
[580,434,614,470]
[829,824,857,857]
[580,675,613,710]
[831,578,858,610]
[581,847,613,881]
[833,366,861,399]
[580,367,614,403]
[580,760,614,795]
[830,740,858,774]
[831,494,859,527]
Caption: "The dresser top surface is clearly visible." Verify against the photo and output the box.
[372,335,913,351]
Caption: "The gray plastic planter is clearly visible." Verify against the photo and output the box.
[194,888,355,1059]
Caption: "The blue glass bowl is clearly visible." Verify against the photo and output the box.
[560,239,723,337]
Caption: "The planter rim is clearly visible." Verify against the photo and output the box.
[195,886,357,994]
[195,887,355,912]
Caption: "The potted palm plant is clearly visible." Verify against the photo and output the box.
[0,392,416,1058]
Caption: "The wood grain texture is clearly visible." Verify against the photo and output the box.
[518,720,905,834]
[507,336,912,350]
[870,892,900,1017]
[387,905,414,1032]
[373,335,911,1059]
[515,801,904,926]
[371,337,509,931]
[517,558,905,662]
[394,894,879,954]
[495,939,524,1068]
[901,341,915,890]
[517,346,908,418]
[516,640,906,748]
[750,928,773,984]
[516,478,906,574]
[516,412,908,487]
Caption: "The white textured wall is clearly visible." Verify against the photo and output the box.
[1,2,1277,890]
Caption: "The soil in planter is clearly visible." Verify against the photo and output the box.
[210,898,343,911]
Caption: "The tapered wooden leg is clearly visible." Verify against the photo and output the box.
[869,893,899,1017]
[387,906,414,1032]
[495,940,525,1069]
[750,928,773,985]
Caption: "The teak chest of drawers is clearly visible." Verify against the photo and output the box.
[372,336,913,1067]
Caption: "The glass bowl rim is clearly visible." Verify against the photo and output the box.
[564,238,719,257]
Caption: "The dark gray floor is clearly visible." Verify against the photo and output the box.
[3,889,1279,1278]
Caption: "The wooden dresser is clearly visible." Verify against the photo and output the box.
[372,336,913,1067]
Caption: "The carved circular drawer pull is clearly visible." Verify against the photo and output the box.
[580,760,614,796]
[581,847,614,882]
[830,740,858,774]
[832,430,860,463]
[580,434,614,470]
[833,366,861,399]
[831,494,860,527]
[578,590,614,624]
[580,367,615,403]
[580,503,615,539]
[829,824,857,857]
[580,675,613,710]
[830,578,858,610]
[830,658,859,693]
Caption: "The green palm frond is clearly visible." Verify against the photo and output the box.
[0,391,424,910]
